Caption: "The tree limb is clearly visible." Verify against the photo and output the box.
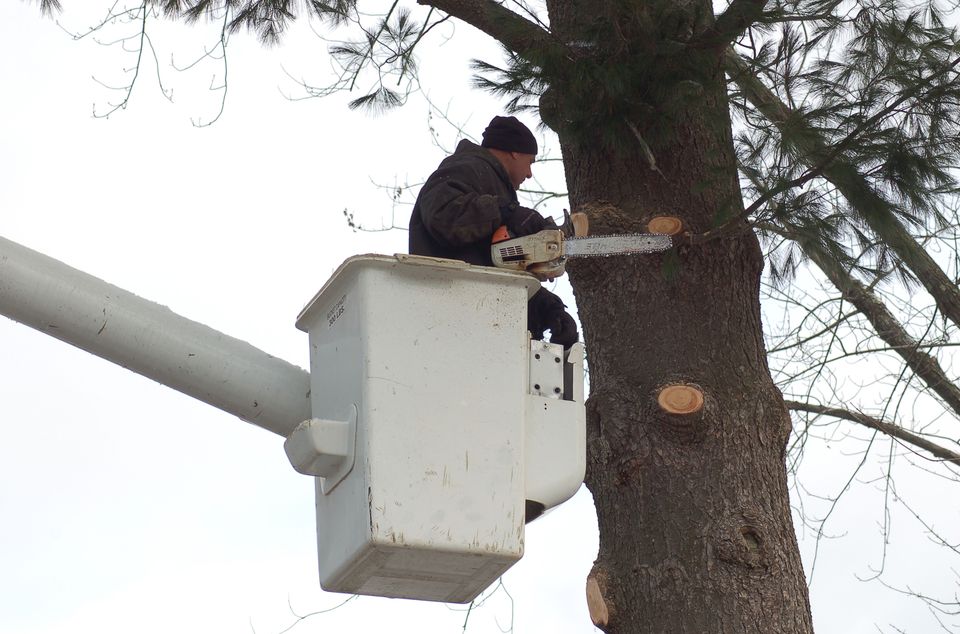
[416,0,552,56]
[767,222,960,421]
[785,400,960,467]
[690,0,768,49]
[726,49,960,330]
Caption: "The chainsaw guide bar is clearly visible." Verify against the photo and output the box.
[563,234,673,258]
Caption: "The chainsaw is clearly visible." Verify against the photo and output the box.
[491,212,673,281]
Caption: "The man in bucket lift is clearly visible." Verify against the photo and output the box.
[409,115,579,349]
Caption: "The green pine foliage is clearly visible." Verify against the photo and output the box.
[33,0,61,16]
[154,0,358,43]
[463,0,960,291]
[469,2,725,151]
[30,0,960,289]
[329,5,424,111]
[733,0,960,285]
[228,0,960,298]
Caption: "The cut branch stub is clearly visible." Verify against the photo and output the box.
[571,212,590,237]
[657,384,704,414]
[586,576,610,627]
[647,216,684,235]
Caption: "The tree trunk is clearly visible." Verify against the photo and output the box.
[544,2,814,631]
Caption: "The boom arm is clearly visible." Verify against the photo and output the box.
[0,235,310,438]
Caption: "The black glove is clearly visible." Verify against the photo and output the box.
[548,310,579,349]
[527,288,579,348]
[501,202,551,237]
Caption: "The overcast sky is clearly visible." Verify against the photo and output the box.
[1,2,958,633]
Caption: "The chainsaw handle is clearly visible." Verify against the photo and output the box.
[492,225,512,244]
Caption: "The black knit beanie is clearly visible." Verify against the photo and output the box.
[480,116,538,155]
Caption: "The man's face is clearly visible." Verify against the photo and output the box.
[504,152,536,190]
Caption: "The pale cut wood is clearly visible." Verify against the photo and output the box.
[586,576,610,627]
[657,385,705,414]
[647,216,684,235]
[571,212,590,236]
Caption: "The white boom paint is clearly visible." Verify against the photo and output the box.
[0,235,310,437]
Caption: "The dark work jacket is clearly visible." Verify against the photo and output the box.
[408,140,566,341]
[408,140,516,266]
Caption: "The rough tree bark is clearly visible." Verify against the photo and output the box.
[540,1,814,631]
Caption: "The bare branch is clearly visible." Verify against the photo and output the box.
[93,1,150,119]
[769,222,960,420]
[190,6,231,127]
[275,594,358,634]
[786,400,960,467]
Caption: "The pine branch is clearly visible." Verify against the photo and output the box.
[33,0,62,16]
[691,0,769,49]
[769,221,960,421]
[416,0,551,56]
[727,49,960,330]
[785,400,960,467]
[808,54,960,191]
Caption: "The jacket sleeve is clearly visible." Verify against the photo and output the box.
[416,163,508,247]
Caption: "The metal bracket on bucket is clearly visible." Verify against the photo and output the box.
[284,404,358,493]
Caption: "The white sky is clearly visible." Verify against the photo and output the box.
[1,2,957,633]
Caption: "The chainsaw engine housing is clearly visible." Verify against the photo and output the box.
[491,229,566,280]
